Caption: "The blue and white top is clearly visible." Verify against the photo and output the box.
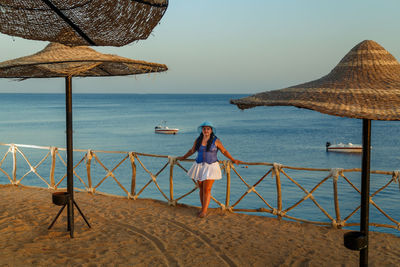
[195,137,218,164]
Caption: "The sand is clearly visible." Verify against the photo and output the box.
[0,184,399,267]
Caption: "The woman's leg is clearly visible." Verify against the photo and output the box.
[199,179,215,218]
[197,181,204,209]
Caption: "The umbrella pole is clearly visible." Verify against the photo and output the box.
[66,76,74,238]
[360,119,371,266]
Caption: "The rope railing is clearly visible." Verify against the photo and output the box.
[0,142,399,232]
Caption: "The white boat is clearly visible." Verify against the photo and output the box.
[155,121,179,135]
[326,142,363,153]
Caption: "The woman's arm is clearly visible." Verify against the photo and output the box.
[215,139,241,164]
[177,140,197,160]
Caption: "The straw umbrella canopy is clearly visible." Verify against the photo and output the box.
[0,42,168,78]
[231,40,400,120]
[0,42,168,237]
[0,0,168,46]
[231,40,400,265]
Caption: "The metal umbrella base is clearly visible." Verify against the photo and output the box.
[48,192,91,231]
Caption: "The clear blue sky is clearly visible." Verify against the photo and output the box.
[0,0,399,94]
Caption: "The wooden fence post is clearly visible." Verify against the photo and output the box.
[273,163,283,219]
[331,168,342,229]
[225,160,231,211]
[11,144,17,185]
[86,150,93,193]
[49,147,57,189]
[129,152,136,199]
[169,156,176,206]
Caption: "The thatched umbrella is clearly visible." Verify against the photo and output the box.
[0,0,168,46]
[0,42,168,237]
[231,40,400,266]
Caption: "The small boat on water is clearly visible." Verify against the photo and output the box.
[155,121,179,135]
[326,142,363,153]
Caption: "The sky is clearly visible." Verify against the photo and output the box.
[0,0,400,94]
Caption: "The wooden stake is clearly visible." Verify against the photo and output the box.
[129,152,136,197]
[12,145,17,184]
[274,164,282,219]
[49,147,57,189]
[225,161,231,210]
[333,175,341,228]
[169,160,174,204]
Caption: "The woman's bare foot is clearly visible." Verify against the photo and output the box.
[198,211,207,218]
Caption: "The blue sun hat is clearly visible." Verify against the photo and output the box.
[197,121,216,134]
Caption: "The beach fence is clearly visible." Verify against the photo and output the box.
[1,142,399,233]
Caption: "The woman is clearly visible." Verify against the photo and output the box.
[177,121,241,218]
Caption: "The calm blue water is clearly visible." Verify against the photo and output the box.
[1,93,400,235]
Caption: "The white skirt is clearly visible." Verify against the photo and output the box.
[187,162,222,181]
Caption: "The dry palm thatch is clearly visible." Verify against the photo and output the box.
[0,0,168,46]
[0,42,168,79]
[231,40,400,121]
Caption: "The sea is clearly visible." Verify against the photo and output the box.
[1,93,400,236]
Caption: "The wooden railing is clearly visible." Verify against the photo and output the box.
[0,142,399,232]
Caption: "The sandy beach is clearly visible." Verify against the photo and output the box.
[1,184,399,267]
